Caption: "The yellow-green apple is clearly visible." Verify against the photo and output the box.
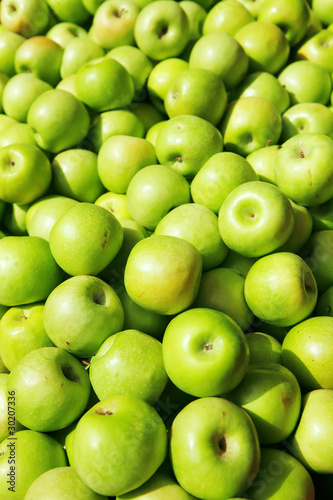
[163,308,249,396]
[0,0,52,38]
[236,0,264,17]
[155,203,228,271]
[282,316,333,390]
[218,181,294,257]
[82,0,104,13]
[297,29,333,72]
[0,114,18,133]
[312,0,333,25]
[45,0,90,24]
[179,1,206,40]
[309,198,333,231]
[3,202,29,236]
[0,74,9,113]
[0,236,62,306]
[278,60,332,105]
[129,102,164,134]
[51,149,104,203]
[276,200,313,254]
[56,74,78,96]
[0,31,24,76]
[0,123,38,148]
[75,57,134,112]
[221,251,257,278]
[60,37,104,78]
[46,22,88,48]
[0,302,53,371]
[281,102,333,142]
[73,395,168,496]
[0,430,67,499]
[7,346,90,431]
[191,151,258,213]
[98,135,157,193]
[49,202,123,276]
[124,235,202,315]
[246,331,282,365]
[301,230,333,293]
[145,120,167,146]
[244,252,317,327]
[43,275,124,357]
[189,32,248,91]
[246,145,279,184]
[170,397,260,500]
[274,133,333,206]
[203,0,254,36]
[95,192,132,221]
[134,1,190,60]
[193,268,253,331]
[288,389,333,473]
[147,58,188,114]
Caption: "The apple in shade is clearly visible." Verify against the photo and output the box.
[90,329,168,404]
[0,0,52,38]
[98,135,157,194]
[7,346,90,432]
[0,430,67,499]
[0,302,53,371]
[49,202,123,276]
[126,164,190,230]
[163,308,249,397]
[155,203,228,271]
[3,202,30,236]
[45,0,90,24]
[281,103,333,142]
[289,389,333,474]
[43,275,124,357]
[316,286,333,316]
[301,230,333,293]
[221,97,282,157]
[51,150,104,203]
[282,316,333,391]
[246,448,315,500]
[60,37,105,78]
[155,115,223,178]
[275,200,313,254]
[246,145,279,184]
[246,331,282,365]
[191,152,258,214]
[244,252,318,327]
[218,181,294,257]
[179,1,206,40]
[310,198,333,231]
[0,236,62,307]
[203,0,254,36]
[46,22,88,48]
[73,395,168,496]
[171,397,260,500]
[134,1,190,60]
[145,121,167,147]
[297,29,333,73]
[124,235,202,315]
[278,60,332,105]
[0,31,25,77]
[75,57,134,112]
[0,73,9,111]
[129,102,164,135]
[0,374,23,442]
[27,196,78,241]
[25,467,108,500]
[221,251,257,278]
[193,268,254,331]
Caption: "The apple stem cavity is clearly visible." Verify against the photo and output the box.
[61,364,79,383]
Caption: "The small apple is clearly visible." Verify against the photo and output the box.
[46,21,88,48]
[280,102,333,142]
[246,331,282,365]
[246,145,279,184]
[203,0,254,37]
[95,192,132,221]
[297,28,333,73]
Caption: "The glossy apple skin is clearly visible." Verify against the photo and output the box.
[124,235,202,315]
[0,123,38,149]
[0,430,67,499]
[0,31,25,76]
[43,275,124,357]
[289,389,333,474]
[95,192,132,221]
[61,37,105,78]
[116,471,197,499]
[163,308,249,397]
[46,0,90,24]
[312,0,333,25]
[246,332,282,365]
[244,252,317,327]
[49,202,123,276]
[282,316,333,391]
[281,102,333,142]
[203,0,253,36]
[310,197,333,231]
[246,448,315,500]
[25,466,107,500]
[0,0,52,38]
[297,29,333,73]
[171,397,260,500]
[73,395,168,496]
[0,236,62,307]
[46,22,88,48]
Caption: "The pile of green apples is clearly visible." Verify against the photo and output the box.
[1,0,333,498]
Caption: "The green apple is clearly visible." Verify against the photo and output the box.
[193,268,254,331]
[25,466,108,500]
[281,102,333,142]
[309,197,333,231]
[297,28,333,73]
[164,68,226,126]
[0,114,18,133]
[163,308,249,396]
[61,37,104,78]
[130,102,164,134]
[246,448,315,500]
[170,397,260,500]
[312,0,333,25]
[0,73,9,113]
[0,31,24,76]
[90,329,168,404]
[221,97,282,156]
[179,1,206,40]
[278,60,332,105]
[246,145,279,184]
[0,236,62,306]
[51,149,104,203]
[0,123,38,149]
[221,251,257,278]
[301,230,333,293]
[7,346,90,431]
[155,203,228,271]
[282,316,333,390]
[126,164,190,230]
[98,135,157,193]
[189,32,248,91]
[124,235,202,315]
[218,181,294,257]
[236,0,264,17]
[73,395,167,496]
[276,200,313,254]
[47,22,88,48]
[56,74,78,97]
[274,133,333,206]
[203,0,254,36]
[0,430,67,499]
[49,202,123,276]
[82,0,104,13]
[246,331,282,365]
[227,363,301,444]
[0,302,53,371]
[75,57,134,112]
[0,0,52,38]
[45,0,90,24]
[191,151,259,213]
[3,202,30,236]
[145,120,167,146]
[316,285,333,316]
[27,196,78,241]
[134,1,190,60]
[234,21,289,74]
[289,389,333,473]
[244,252,317,327]
[43,275,124,357]
[28,89,90,154]
[0,357,8,374]
[95,192,132,221]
